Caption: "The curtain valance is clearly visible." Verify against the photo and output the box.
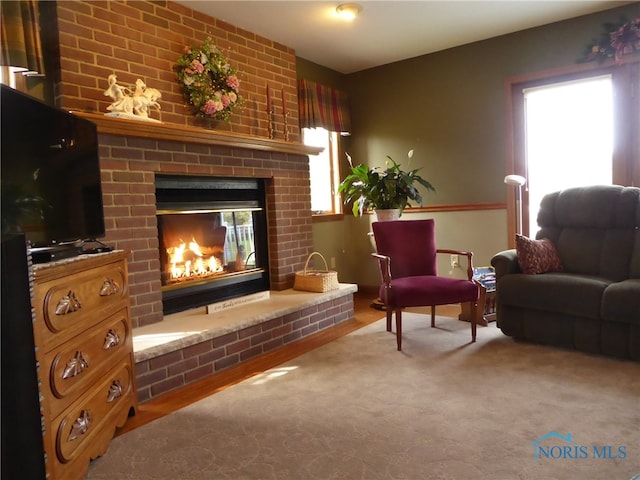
[298,79,351,134]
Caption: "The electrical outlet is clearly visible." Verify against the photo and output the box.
[330,256,336,269]
[450,254,459,268]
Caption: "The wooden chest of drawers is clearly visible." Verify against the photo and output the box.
[32,251,138,479]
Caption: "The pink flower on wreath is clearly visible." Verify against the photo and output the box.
[226,75,240,90]
[221,94,231,108]
[203,99,218,116]
[191,60,204,74]
[203,98,224,116]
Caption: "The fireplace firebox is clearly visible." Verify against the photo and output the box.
[155,175,269,314]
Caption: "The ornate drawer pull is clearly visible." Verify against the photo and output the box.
[100,278,120,296]
[55,290,82,315]
[103,329,120,349]
[68,410,91,442]
[62,351,89,379]
[107,380,123,402]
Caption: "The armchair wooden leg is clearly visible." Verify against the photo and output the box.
[430,305,436,328]
[395,308,402,351]
[386,308,392,332]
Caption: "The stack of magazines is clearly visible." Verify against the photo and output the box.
[473,266,496,291]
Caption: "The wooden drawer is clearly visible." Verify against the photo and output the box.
[51,360,134,466]
[32,252,138,480]
[34,260,128,349]
[42,309,132,419]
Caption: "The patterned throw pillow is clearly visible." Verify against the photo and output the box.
[515,234,563,274]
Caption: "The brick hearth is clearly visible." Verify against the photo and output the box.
[133,286,356,402]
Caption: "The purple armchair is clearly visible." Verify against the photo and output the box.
[371,219,479,350]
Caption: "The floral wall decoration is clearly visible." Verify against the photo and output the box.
[582,16,640,64]
[176,37,242,121]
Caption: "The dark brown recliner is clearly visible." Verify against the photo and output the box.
[492,185,640,360]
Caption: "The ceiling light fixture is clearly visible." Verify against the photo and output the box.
[336,3,362,21]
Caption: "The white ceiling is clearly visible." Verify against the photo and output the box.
[175,1,633,74]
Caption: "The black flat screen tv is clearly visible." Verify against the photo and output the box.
[1,85,105,256]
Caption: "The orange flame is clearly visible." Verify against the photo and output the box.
[167,238,223,280]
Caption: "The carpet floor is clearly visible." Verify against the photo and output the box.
[86,311,640,480]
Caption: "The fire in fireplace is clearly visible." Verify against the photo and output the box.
[156,175,269,314]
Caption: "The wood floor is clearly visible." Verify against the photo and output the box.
[117,291,460,436]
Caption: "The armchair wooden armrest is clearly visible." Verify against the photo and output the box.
[437,249,474,280]
[371,253,391,286]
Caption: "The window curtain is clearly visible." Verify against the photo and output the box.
[1,0,45,75]
[298,79,351,134]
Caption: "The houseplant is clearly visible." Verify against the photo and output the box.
[338,150,435,219]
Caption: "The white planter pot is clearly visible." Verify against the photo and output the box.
[374,209,401,221]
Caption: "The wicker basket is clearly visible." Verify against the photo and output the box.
[293,252,339,293]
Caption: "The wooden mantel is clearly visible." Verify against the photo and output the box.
[73,112,323,157]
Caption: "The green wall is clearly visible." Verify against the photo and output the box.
[344,3,639,205]
[299,3,640,286]
[296,57,348,90]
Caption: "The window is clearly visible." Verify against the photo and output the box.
[303,127,342,215]
[523,75,614,235]
[507,62,639,241]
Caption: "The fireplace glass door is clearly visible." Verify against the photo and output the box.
[156,175,269,314]
[159,209,262,286]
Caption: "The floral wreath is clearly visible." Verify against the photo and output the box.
[176,37,241,121]
[583,16,640,64]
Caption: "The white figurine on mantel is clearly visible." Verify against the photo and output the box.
[103,74,162,122]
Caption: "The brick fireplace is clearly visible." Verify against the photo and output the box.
[81,113,321,329]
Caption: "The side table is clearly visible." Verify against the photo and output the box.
[459,280,496,327]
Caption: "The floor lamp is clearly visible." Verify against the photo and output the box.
[504,174,526,235]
